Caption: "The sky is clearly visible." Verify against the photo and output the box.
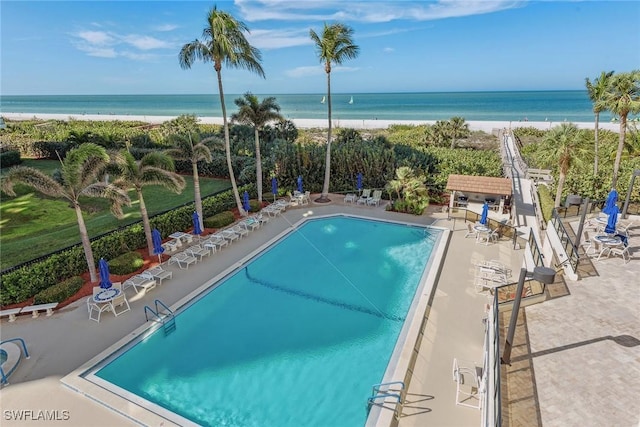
[1,0,639,95]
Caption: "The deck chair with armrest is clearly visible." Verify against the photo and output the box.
[367,190,382,206]
[110,282,130,316]
[357,189,371,205]
[464,223,478,239]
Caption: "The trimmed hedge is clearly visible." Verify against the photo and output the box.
[537,185,555,223]
[0,186,251,305]
[34,276,84,304]
[204,211,235,229]
[109,251,144,275]
[0,150,21,168]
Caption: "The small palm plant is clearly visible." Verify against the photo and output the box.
[114,150,186,255]
[231,92,283,202]
[1,143,130,282]
[386,166,429,215]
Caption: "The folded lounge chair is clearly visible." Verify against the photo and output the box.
[141,266,173,285]
[122,274,156,294]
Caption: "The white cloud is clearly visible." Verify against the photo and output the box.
[71,28,175,60]
[77,31,115,46]
[121,35,173,50]
[247,29,312,49]
[235,0,523,23]
[286,65,359,78]
[152,24,178,32]
[383,47,394,53]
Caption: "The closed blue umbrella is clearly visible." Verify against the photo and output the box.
[603,189,618,215]
[192,211,202,236]
[356,172,363,191]
[271,177,278,201]
[152,228,165,262]
[297,175,303,193]
[480,202,489,225]
[243,191,250,213]
[98,258,112,289]
[604,205,619,234]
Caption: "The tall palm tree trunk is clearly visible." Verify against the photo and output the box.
[611,116,627,188]
[254,128,263,202]
[192,160,204,228]
[594,112,600,175]
[217,68,244,214]
[554,171,567,208]
[138,189,154,255]
[75,204,97,282]
[318,71,332,202]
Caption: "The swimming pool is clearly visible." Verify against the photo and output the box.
[77,215,445,427]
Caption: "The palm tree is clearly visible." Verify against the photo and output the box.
[386,166,429,214]
[179,6,264,215]
[448,116,470,149]
[539,123,588,207]
[231,92,283,202]
[0,144,130,282]
[114,150,186,255]
[165,133,212,229]
[600,70,640,187]
[310,23,359,202]
[586,70,614,175]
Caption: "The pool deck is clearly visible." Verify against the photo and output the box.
[1,196,639,427]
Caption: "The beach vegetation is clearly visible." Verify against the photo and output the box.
[586,70,615,175]
[165,133,213,231]
[231,93,284,202]
[385,166,429,215]
[113,150,186,256]
[536,184,555,223]
[310,22,359,202]
[179,6,265,216]
[446,116,471,149]
[599,69,640,187]
[0,143,130,282]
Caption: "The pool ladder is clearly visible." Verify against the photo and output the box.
[366,381,405,420]
[144,300,176,335]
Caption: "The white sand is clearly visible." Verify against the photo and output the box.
[1,112,620,133]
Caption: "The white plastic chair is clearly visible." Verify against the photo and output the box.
[87,296,111,322]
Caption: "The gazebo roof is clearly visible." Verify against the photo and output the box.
[446,174,512,196]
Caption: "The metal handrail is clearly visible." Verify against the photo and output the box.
[0,338,30,385]
[550,210,579,273]
[154,299,173,316]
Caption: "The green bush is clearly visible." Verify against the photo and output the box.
[108,251,144,275]
[248,199,262,212]
[33,276,84,304]
[537,185,555,224]
[0,150,21,168]
[204,211,235,229]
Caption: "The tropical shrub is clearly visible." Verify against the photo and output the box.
[33,276,84,304]
[0,150,21,168]
[204,211,235,229]
[537,185,555,223]
[108,251,144,275]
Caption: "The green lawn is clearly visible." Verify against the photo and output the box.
[1,160,231,269]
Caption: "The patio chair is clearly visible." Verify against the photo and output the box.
[609,245,631,264]
[141,265,173,285]
[168,252,197,269]
[367,190,382,206]
[230,225,249,239]
[592,240,612,261]
[357,189,371,205]
[122,274,156,294]
[87,296,111,322]
[220,229,240,243]
[464,223,478,239]
[110,283,130,317]
[617,220,634,236]
[452,358,482,409]
[185,244,211,260]
[203,234,228,251]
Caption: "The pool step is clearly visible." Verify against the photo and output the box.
[143,300,176,336]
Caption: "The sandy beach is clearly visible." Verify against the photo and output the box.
[1,112,621,133]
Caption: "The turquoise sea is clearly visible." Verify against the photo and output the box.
[0,91,619,122]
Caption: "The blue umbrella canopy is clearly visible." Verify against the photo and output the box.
[192,211,202,236]
[356,173,363,191]
[152,229,164,255]
[271,177,278,200]
[603,189,619,215]
[480,202,489,225]
[604,205,619,234]
[98,258,112,289]
[243,191,250,213]
[297,175,303,193]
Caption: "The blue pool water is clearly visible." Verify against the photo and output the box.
[93,217,440,426]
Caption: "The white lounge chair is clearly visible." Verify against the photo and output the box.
[122,274,156,294]
[220,229,240,243]
[168,252,197,269]
[357,189,371,205]
[230,225,249,238]
[452,358,482,409]
[367,190,382,206]
[141,265,173,285]
[203,234,228,251]
[240,217,260,231]
[185,244,211,260]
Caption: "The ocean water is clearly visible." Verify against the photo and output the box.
[0,91,616,122]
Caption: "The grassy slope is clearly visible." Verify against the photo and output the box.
[1,160,231,269]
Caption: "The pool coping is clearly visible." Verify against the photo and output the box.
[60,213,450,427]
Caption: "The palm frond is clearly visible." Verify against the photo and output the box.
[1,166,65,198]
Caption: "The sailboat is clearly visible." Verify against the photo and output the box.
[320,96,325,104]
[348,96,354,105]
